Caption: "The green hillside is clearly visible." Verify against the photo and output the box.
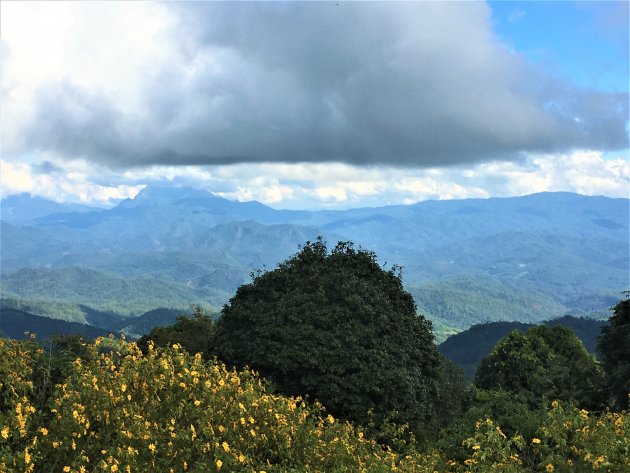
[0,267,226,317]
[0,308,113,341]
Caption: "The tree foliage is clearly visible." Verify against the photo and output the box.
[213,239,440,430]
[475,325,604,409]
[137,306,215,358]
[597,295,630,409]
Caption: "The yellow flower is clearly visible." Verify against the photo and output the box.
[111,466,119,473]
[39,427,48,436]
[222,441,230,452]
[148,443,156,453]
[63,467,71,472]
[121,383,127,393]
[238,454,246,463]
[1,427,8,439]
[546,464,554,472]
[532,438,541,444]
[327,414,335,424]
[472,445,480,450]
[25,451,32,464]
[216,460,223,470]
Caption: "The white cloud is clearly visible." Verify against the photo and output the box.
[2,151,626,209]
[314,186,348,204]
[0,159,144,205]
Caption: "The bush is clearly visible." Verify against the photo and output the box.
[475,325,605,409]
[137,306,215,358]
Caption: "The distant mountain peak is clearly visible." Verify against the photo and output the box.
[134,185,219,201]
[113,185,227,210]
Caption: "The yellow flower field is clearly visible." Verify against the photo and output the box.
[1,337,628,472]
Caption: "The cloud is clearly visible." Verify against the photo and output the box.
[0,159,144,206]
[2,2,627,170]
[508,9,527,22]
[3,151,627,210]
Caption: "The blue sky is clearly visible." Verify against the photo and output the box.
[489,1,628,93]
[1,1,628,209]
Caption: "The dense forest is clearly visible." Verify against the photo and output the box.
[2,241,628,471]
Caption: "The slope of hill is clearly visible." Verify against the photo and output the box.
[0,308,113,341]
[0,193,99,224]
[0,267,227,316]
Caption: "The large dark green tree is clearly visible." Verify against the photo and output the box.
[213,239,440,430]
[597,296,630,409]
[475,325,604,409]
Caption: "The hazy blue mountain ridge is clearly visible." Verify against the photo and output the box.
[1,189,627,330]
[0,193,98,225]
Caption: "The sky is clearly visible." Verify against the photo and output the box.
[1,1,628,209]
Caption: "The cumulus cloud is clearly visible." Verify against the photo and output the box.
[2,2,627,169]
[0,159,144,206]
[3,151,627,210]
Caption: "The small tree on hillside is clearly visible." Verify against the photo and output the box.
[213,239,440,431]
[597,296,630,409]
[475,325,604,409]
[138,307,215,357]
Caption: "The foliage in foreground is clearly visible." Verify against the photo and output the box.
[1,338,629,472]
[475,325,605,409]
[598,296,630,410]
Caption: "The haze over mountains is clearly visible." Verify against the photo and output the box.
[1,187,628,338]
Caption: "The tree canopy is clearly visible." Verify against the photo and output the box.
[597,296,630,409]
[137,306,215,358]
[213,239,440,430]
[475,325,604,408]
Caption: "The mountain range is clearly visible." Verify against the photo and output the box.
[1,187,628,340]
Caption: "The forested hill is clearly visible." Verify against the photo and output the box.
[0,308,113,341]
[439,315,605,379]
[2,189,627,330]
